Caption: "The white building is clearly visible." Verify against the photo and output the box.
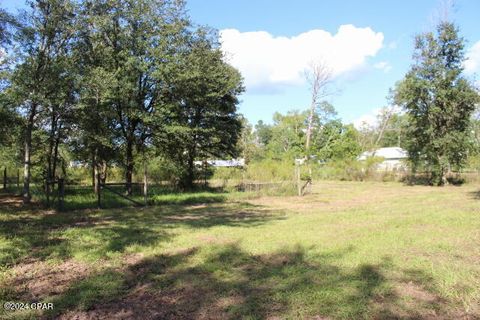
[194,158,245,168]
[358,147,408,171]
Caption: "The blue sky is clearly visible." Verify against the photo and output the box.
[186,0,480,126]
[3,0,480,126]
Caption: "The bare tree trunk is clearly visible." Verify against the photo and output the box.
[305,98,316,151]
[91,151,96,192]
[125,139,134,196]
[23,104,37,204]
[304,62,332,152]
[92,150,100,195]
[101,160,107,185]
[143,157,148,205]
[185,154,195,190]
[374,106,395,149]
[52,123,62,181]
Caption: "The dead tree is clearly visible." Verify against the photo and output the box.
[304,61,333,151]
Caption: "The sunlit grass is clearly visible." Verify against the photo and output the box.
[0,181,479,319]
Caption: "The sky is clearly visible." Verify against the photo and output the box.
[2,0,480,127]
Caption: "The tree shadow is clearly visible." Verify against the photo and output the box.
[0,199,282,266]
[153,202,286,229]
[40,244,464,320]
[468,190,480,200]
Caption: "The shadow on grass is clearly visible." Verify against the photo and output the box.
[469,190,480,200]
[0,198,281,266]
[43,244,457,320]
[402,174,466,186]
[61,188,229,211]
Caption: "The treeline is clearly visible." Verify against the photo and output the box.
[239,21,480,186]
[0,0,244,202]
[238,104,409,164]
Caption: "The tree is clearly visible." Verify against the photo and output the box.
[267,111,306,158]
[304,61,332,152]
[395,21,479,185]
[0,7,19,46]
[157,29,244,189]
[254,120,272,147]
[313,120,361,161]
[237,116,260,164]
[77,0,188,195]
[10,0,76,202]
[378,112,408,148]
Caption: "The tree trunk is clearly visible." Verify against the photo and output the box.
[23,104,37,204]
[91,151,96,192]
[143,158,148,205]
[92,150,100,195]
[101,160,107,185]
[185,155,195,190]
[125,139,134,196]
[305,98,315,151]
[52,124,61,181]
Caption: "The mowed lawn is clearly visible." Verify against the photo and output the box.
[0,181,479,319]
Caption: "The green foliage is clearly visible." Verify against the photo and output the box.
[267,110,307,158]
[152,192,226,205]
[315,157,387,181]
[244,158,295,182]
[314,121,361,161]
[254,120,273,147]
[156,28,244,189]
[0,0,244,197]
[1,182,480,318]
[395,21,480,185]
[378,113,408,148]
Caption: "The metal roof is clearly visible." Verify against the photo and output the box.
[358,147,408,160]
[194,159,245,167]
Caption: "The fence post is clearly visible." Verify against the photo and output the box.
[295,164,301,196]
[3,167,6,190]
[97,172,101,209]
[58,178,64,211]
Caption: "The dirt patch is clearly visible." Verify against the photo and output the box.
[10,259,91,300]
[57,280,231,320]
[0,193,25,209]
[396,281,438,303]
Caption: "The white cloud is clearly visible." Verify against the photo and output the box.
[352,105,403,130]
[352,108,381,129]
[374,61,392,73]
[465,41,480,75]
[220,25,384,92]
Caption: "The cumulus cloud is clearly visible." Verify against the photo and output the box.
[464,41,480,75]
[352,108,381,129]
[352,105,403,130]
[220,25,384,92]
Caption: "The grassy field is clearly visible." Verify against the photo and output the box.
[0,181,479,319]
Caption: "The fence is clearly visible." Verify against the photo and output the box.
[2,167,20,193]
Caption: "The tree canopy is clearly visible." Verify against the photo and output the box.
[395,21,479,185]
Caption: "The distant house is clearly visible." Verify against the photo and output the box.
[358,147,408,171]
[194,158,245,168]
[68,160,88,168]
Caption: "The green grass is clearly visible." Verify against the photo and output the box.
[0,181,479,319]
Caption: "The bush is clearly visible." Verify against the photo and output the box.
[314,157,396,181]
[244,159,295,182]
